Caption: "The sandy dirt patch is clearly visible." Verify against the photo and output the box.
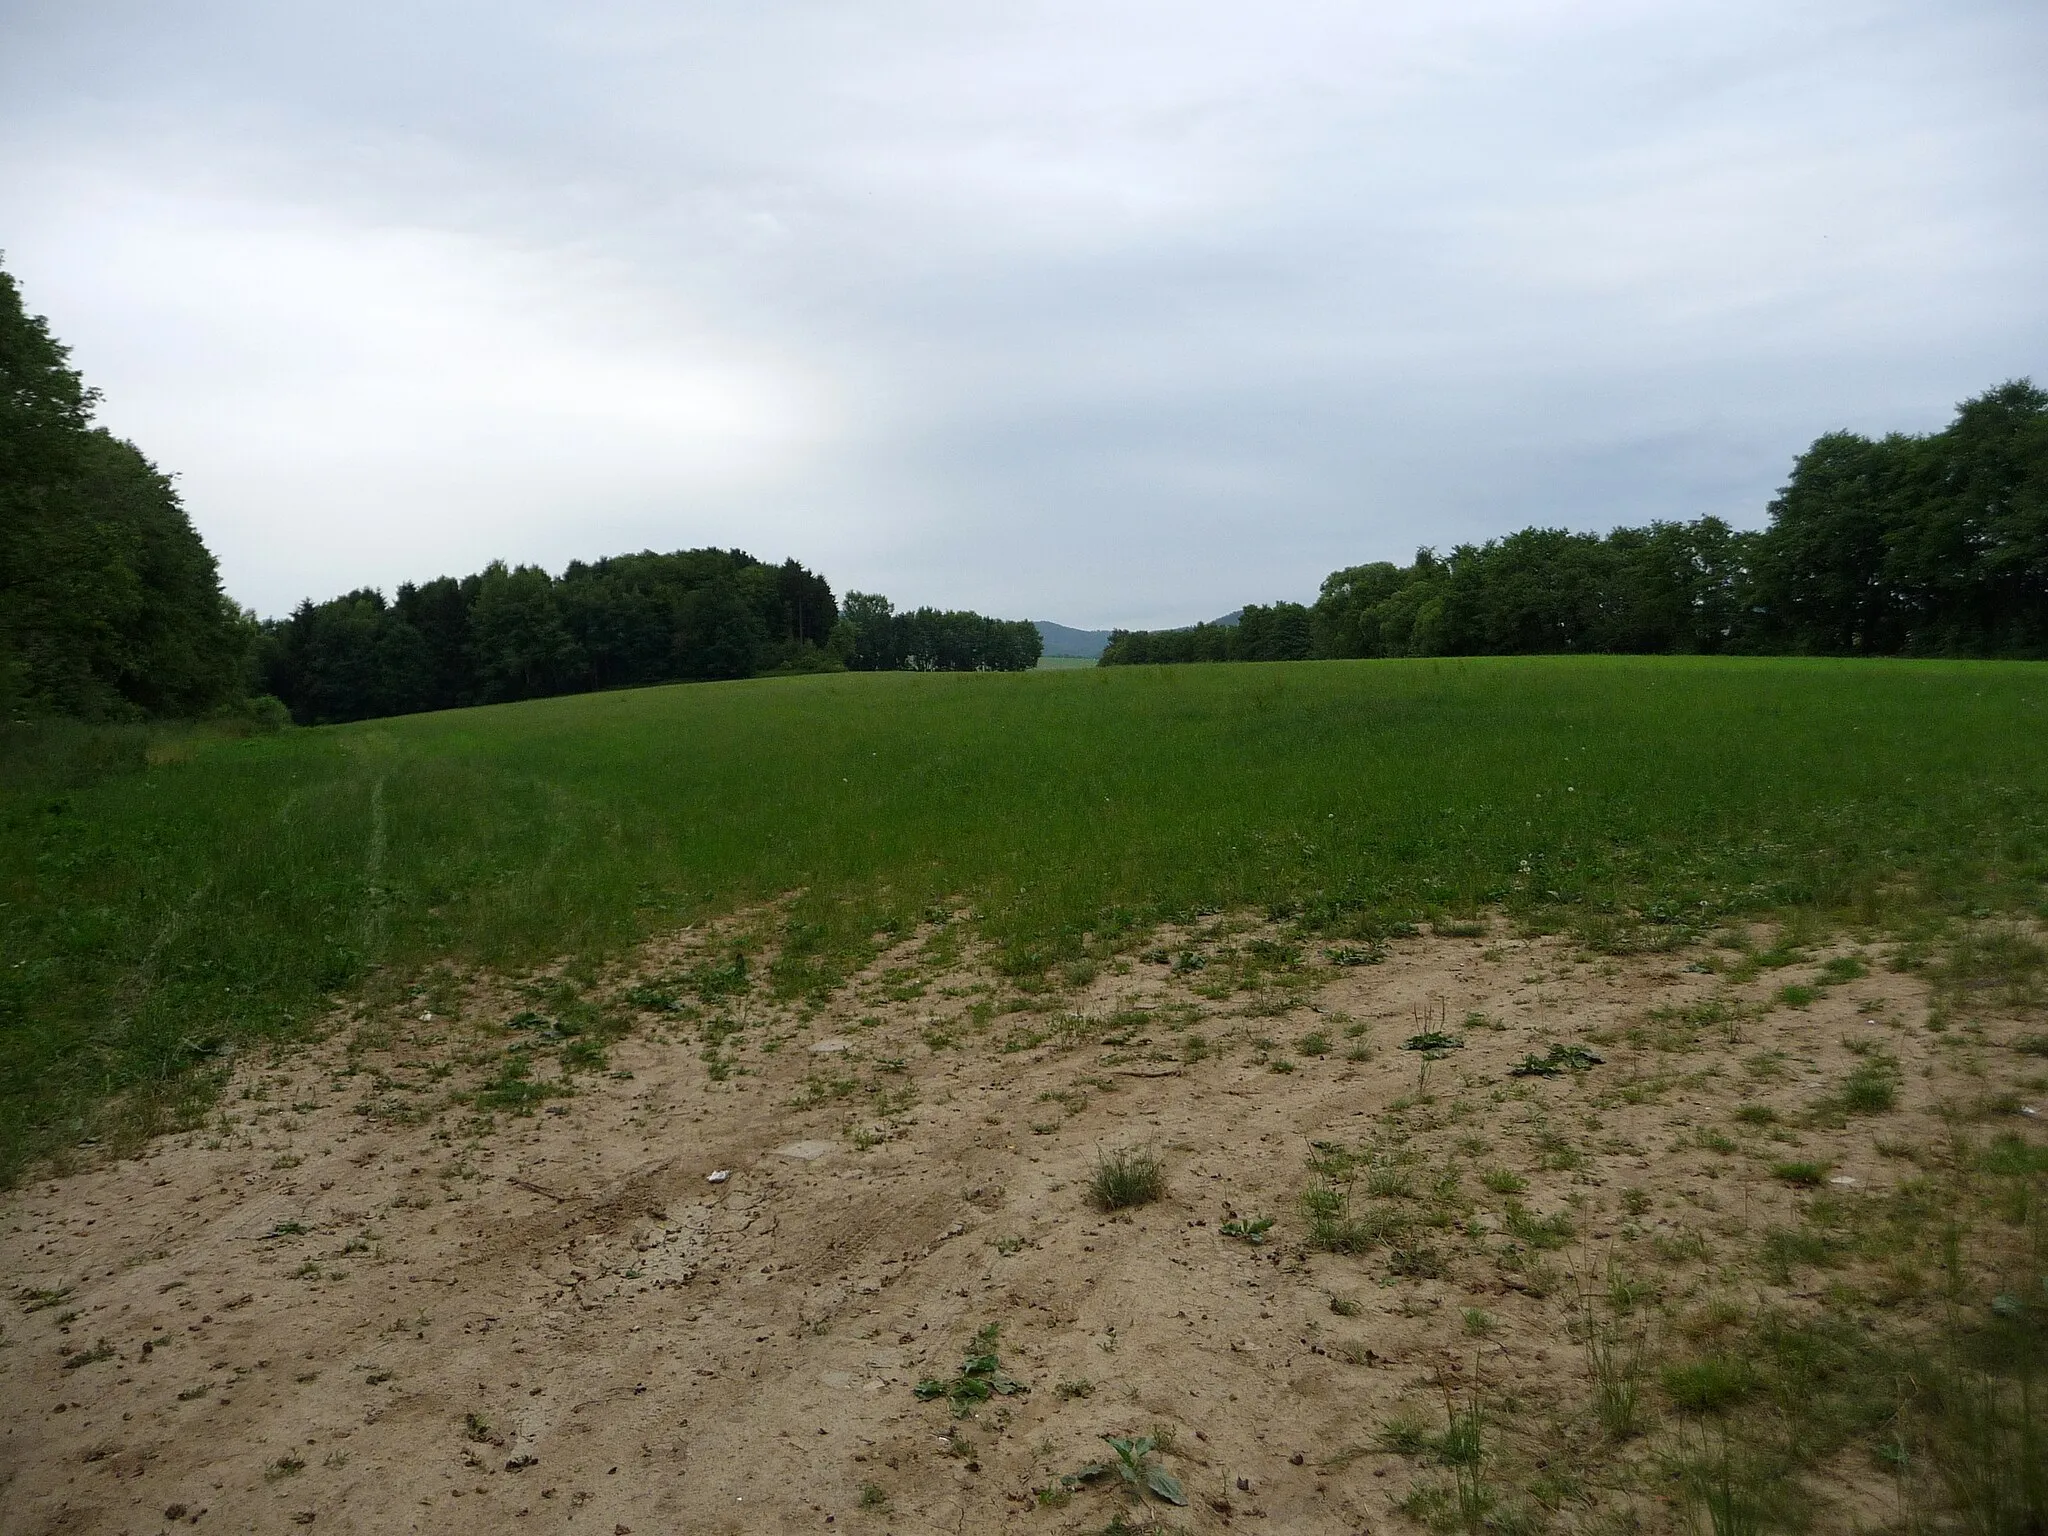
[2,916,2036,1534]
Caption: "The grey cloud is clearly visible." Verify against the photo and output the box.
[2,0,2042,628]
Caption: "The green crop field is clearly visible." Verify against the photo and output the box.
[4,654,2046,1185]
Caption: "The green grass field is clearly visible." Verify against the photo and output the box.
[5,655,2046,1185]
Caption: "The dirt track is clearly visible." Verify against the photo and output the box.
[0,918,2006,1534]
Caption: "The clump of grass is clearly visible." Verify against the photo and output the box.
[474,1055,568,1114]
[1503,1199,1574,1250]
[1770,1160,1831,1188]
[1585,1314,1646,1439]
[1675,1430,1771,1536]
[1481,1167,1527,1195]
[1297,1031,1331,1057]
[1301,1142,1410,1254]
[1607,1264,1656,1314]
[1759,1225,1841,1284]
[1840,1056,1900,1115]
[1933,926,2047,1021]
[1663,1357,1759,1413]
[1366,1165,1415,1199]
[1303,1186,1404,1254]
[1090,1147,1165,1211]
[1919,1315,2048,1532]
[1387,1242,1447,1278]
[1377,1408,1434,1455]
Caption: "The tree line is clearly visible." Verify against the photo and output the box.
[257,555,1042,725]
[8,246,2040,722]
[1103,380,2048,666]
[1,265,253,721]
[0,261,1040,727]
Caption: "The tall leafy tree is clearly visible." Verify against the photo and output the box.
[0,262,245,718]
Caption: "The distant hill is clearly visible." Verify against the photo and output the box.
[1035,621,1113,658]
[1036,612,1243,658]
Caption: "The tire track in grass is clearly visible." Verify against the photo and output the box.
[362,776,389,966]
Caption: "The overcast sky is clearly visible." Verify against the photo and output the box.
[3,1,2043,627]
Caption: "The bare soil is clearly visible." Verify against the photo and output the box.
[3,916,2038,1535]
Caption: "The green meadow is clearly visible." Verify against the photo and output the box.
[5,654,2046,1185]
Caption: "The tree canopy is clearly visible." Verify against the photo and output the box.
[258,556,1043,725]
[1,264,248,719]
[1103,381,2048,667]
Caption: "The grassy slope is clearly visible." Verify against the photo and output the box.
[5,655,2046,1182]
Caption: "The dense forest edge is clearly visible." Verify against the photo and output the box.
[6,252,2046,735]
[0,269,256,724]
[1103,380,2048,665]
[0,263,1040,732]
